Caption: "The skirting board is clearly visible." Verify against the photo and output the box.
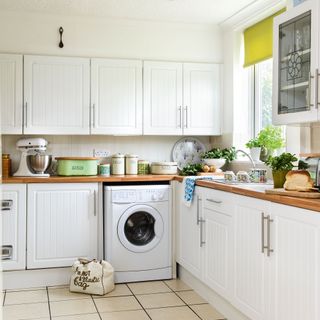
[3,268,72,290]
[178,265,250,320]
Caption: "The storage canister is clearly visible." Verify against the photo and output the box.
[138,160,150,175]
[56,157,99,176]
[99,164,111,176]
[125,154,138,175]
[111,154,125,175]
[2,154,11,178]
[150,162,178,175]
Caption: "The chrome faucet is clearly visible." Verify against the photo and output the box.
[235,149,256,169]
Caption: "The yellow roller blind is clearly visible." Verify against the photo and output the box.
[244,8,286,67]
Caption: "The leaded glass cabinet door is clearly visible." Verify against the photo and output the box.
[273,1,319,125]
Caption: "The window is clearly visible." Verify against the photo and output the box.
[253,58,273,135]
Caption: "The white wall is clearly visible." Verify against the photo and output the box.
[0,10,222,167]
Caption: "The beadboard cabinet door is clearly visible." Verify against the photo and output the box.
[143,61,183,135]
[27,183,98,269]
[0,54,23,134]
[91,59,142,135]
[24,55,90,134]
[183,63,222,136]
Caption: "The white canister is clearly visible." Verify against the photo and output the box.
[111,154,125,175]
[125,154,138,175]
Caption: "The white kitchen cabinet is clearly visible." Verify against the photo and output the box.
[233,196,269,320]
[144,61,221,135]
[0,54,23,134]
[24,55,90,134]
[27,183,98,269]
[273,0,319,125]
[143,61,183,135]
[269,202,320,320]
[176,183,203,279]
[1,184,26,271]
[91,59,143,135]
[183,63,221,135]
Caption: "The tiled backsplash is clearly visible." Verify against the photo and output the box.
[2,135,211,172]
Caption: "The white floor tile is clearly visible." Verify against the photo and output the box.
[5,289,48,305]
[95,296,142,313]
[3,302,50,320]
[50,299,96,317]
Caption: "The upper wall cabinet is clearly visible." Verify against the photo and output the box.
[273,0,319,125]
[91,59,142,135]
[144,61,222,136]
[24,55,90,134]
[0,54,23,134]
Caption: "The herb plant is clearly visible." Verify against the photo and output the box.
[265,153,298,171]
[245,138,261,149]
[201,147,236,162]
[257,125,285,151]
[181,163,203,176]
[298,160,309,170]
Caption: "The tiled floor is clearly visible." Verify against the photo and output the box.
[2,279,226,320]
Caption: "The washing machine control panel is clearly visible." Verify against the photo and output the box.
[112,188,169,203]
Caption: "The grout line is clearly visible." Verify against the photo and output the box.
[91,294,102,320]
[3,290,6,306]
[46,286,52,320]
[126,283,152,320]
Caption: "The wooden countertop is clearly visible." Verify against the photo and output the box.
[2,175,319,212]
[1,175,177,184]
[196,180,320,212]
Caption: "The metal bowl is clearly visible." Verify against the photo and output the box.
[27,154,52,174]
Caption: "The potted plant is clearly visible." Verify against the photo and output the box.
[245,138,262,162]
[201,147,237,169]
[265,152,298,188]
[257,125,285,162]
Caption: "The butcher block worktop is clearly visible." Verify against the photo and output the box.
[2,175,320,212]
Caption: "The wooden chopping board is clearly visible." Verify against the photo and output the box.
[197,172,224,176]
[265,188,320,199]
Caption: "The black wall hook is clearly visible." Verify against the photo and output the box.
[59,27,64,48]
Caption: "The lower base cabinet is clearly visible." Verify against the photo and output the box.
[176,184,320,320]
[27,183,98,269]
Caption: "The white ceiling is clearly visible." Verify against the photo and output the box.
[0,0,259,25]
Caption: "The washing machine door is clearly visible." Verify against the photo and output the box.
[118,204,164,253]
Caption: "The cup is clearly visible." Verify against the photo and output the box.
[99,164,110,176]
[224,171,236,182]
[237,171,251,183]
[249,168,267,183]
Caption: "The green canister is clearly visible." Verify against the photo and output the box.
[138,160,150,175]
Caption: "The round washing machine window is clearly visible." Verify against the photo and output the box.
[118,205,164,253]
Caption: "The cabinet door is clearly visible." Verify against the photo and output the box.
[183,63,221,135]
[1,184,26,271]
[202,207,233,300]
[27,183,98,269]
[0,54,23,134]
[91,59,142,135]
[269,203,320,320]
[176,183,202,279]
[273,0,319,125]
[143,61,183,135]
[24,55,90,134]
[233,197,269,320]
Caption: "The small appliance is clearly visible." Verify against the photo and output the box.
[300,154,320,187]
[14,138,52,177]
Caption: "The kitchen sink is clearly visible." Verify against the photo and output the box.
[212,179,273,191]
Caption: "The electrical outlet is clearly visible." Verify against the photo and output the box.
[93,149,110,158]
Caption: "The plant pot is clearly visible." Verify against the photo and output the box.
[260,147,274,162]
[272,170,289,188]
[249,147,261,162]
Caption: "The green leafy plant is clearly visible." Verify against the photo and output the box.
[180,163,203,176]
[257,125,285,151]
[298,160,309,170]
[265,153,298,171]
[201,147,237,162]
[245,138,261,149]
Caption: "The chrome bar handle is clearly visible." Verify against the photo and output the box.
[267,216,274,256]
[315,69,319,109]
[308,72,314,108]
[261,212,268,253]
[177,106,182,128]
[206,198,222,204]
[199,218,206,247]
[196,195,201,225]
[24,102,28,128]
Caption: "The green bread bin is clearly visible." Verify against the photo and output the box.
[56,157,99,176]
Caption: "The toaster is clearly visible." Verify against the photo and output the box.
[300,154,320,187]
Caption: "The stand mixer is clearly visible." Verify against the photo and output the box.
[14,138,52,177]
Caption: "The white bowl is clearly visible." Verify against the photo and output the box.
[202,158,226,169]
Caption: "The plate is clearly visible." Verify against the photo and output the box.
[172,137,206,170]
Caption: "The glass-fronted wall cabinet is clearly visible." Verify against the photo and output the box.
[273,0,319,125]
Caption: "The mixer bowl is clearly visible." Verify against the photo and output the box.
[27,154,52,174]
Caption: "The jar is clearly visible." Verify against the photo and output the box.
[111,154,125,175]
[138,160,150,175]
[99,164,110,176]
[2,154,11,178]
[125,154,138,175]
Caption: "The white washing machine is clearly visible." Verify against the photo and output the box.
[104,184,172,283]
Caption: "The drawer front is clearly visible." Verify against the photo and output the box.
[203,189,234,216]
